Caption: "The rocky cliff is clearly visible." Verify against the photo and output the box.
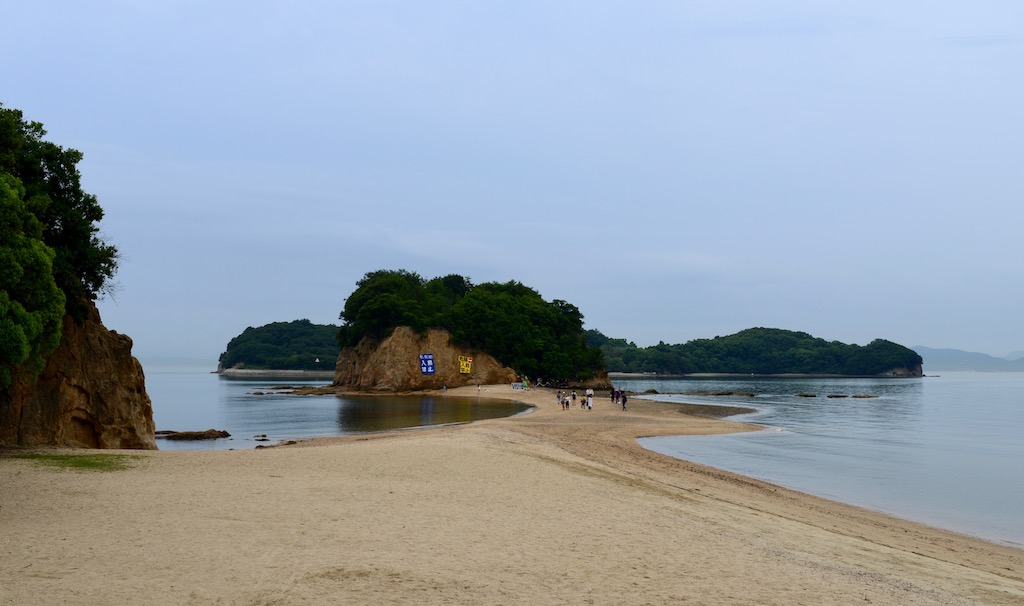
[334,327,518,391]
[0,302,156,449]
[883,363,924,377]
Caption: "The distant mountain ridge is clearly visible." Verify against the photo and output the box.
[913,346,1024,372]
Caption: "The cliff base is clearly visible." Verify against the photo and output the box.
[334,327,518,391]
[0,302,156,449]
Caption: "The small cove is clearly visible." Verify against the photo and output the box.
[145,362,530,450]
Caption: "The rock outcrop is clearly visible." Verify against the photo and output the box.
[882,364,924,377]
[334,327,518,391]
[156,429,230,441]
[0,302,156,449]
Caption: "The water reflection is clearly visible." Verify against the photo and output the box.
[150,368,531,450]
[334,395,528,433]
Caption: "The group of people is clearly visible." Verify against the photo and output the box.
[557,388,594,410]
[556,387,626,411]
[611,388,627,411]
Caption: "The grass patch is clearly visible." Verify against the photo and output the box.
[16,453,143,472]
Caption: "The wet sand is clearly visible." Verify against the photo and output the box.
[2,384,1022,605]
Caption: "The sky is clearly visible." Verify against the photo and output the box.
[4,1,1022,364]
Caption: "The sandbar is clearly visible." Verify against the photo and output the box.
[2,385,1022,605]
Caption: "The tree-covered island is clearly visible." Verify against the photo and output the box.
[218,269,922,379]
[337,270,606,383]
[588,327,923,376]
[218,319,340,371]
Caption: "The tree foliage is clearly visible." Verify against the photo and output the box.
[0,103,119,391]
[588,327,922,376]
[337,270,605,382]
[219,319,340,370]
[0,104,118,321]
[0,174,66,388]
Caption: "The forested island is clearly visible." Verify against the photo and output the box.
[588,327,922,376]
[219,270,922,379]
[217,319,340,371]
[336,270,605,382]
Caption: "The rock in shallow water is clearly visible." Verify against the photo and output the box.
[157,429,231,441]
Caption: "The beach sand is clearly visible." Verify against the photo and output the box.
[2,385,1022,605]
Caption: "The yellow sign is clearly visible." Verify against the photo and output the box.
[458,355,473,374]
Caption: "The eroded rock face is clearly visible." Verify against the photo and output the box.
[882,364,924,377]
[0,302,156,449]
[334,327,518,391]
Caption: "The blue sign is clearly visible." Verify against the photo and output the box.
[419,354,435,374]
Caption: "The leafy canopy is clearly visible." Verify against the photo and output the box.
[338,270,604,382]
[0,104,118,321]
[0,174,66,389]
[0,103,119,390]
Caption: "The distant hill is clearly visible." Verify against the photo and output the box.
[589,327,922,376]
[913,346,1024,372]
[219,320,340,371]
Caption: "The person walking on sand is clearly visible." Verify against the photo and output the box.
[621,392,628,411]
[587,394,593,410]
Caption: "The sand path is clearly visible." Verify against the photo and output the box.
[2,385,1022,605]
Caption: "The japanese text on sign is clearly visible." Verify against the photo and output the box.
[420,354,435,374]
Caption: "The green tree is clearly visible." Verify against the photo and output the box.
[0,104,117,321]
[445,282,604,381]
[0,173,66,389]
[337,270,427,346]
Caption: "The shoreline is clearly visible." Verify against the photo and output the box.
[608,371,926,378]
[2,384,1022,604]
[215,368,335,378]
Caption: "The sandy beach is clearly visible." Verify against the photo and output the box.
[2,385,1022,605]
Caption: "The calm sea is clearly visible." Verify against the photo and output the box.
[620,372,1024,548]
[142,362,529,451]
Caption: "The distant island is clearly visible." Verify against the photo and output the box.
[218,319,339,372]
[219,271,923,379]
[588,327,922,376]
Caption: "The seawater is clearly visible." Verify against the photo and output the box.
[143,362,529,451]
[625,372,1024,547]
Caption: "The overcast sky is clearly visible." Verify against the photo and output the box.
[5,1,1022,364]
